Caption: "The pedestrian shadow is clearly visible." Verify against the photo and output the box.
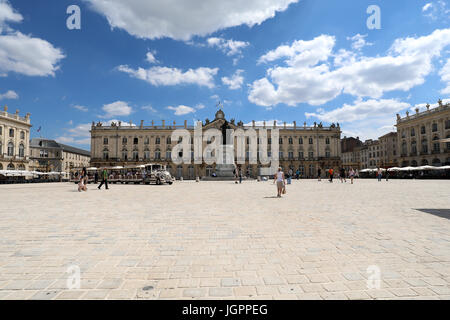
[264,196,280,199]
[415,209,450,220]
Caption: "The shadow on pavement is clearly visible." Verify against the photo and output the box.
[415,209,450,220]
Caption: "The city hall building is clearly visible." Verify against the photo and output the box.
[0,106,32,171]
[90,110,342,179]
[396,100,450,167]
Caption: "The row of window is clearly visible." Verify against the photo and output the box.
[103,136,333,146]
[102,149,332,161]
[401,135,450,154]
[0,127,26,139]
[402,121,450,138]
[0,142,25,157]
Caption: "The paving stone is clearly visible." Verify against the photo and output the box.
[183,288,206,298]
[209,287,233,297]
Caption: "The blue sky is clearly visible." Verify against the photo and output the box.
[0,0,449,149]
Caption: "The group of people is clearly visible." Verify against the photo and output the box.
[77,167,109,192]
[326,167,359,184]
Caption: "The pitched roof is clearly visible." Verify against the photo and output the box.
[30,138,90,157]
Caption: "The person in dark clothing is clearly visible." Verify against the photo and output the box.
[98,168,109,190]
[94,171,99,184]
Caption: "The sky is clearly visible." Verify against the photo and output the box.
[0,0,449,150]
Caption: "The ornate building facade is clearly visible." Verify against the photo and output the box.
[396,100,450,167]
[90,110,342,179]
[0,106,32,171]
[29,138,91,174]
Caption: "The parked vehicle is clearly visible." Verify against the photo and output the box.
[143,164,174,185]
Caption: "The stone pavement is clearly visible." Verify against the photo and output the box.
[0,179,449,300]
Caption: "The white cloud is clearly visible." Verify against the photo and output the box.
[195,103,206,110]
[305,99,411,140]
[222,69,244,90]
[72,105,89,112]
[423,3,433,11]
[439,59,450,94]
[347,34,372,51]
[142,105,157,112]
[100,101,133,118]
[84,0,299,40]
[0,89,18,100]
[0,32,65,77]
[0,0,22,32]
[249,29,450,107]
[305,99,411,123]
[118,65,218,88]
[146,51,158,64]
[167,105,195,115]
[0,2,65,77]
[258,35,335,67]
[207,37,249,56]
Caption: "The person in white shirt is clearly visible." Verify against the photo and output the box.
[273,167,286,198]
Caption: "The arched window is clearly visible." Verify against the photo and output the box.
[19,144,24,157]
[411,160,418,167]
[433,136,440,153]
[411,140,417,154]
[18,164,25,170]
[432,123,438,132]
[144,149,150,160]
[103,148,109,160]
[421,159,429,166]
[401,141,407,155]
[122,149,128,160]
[421,139,428,153]
[432,158,441,166]
[7,163,15,170]
[7,142,14,156]
[132,149,139,160]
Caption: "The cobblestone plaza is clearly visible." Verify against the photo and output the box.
[0,180,449,300]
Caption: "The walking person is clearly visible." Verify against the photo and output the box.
[274,167,286,198]
[98,168,109,190]
[328,168,334,183]
[94,171,99,184]
[377,167,382,182]
[239,167,242,184]
[317,168,322,181]
[296,168,300,180]
[386,170,390,181]
[340,167,347,183]
[287,169,293,185]
[349,167,355,184]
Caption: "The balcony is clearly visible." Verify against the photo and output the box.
[431,150,441,154]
